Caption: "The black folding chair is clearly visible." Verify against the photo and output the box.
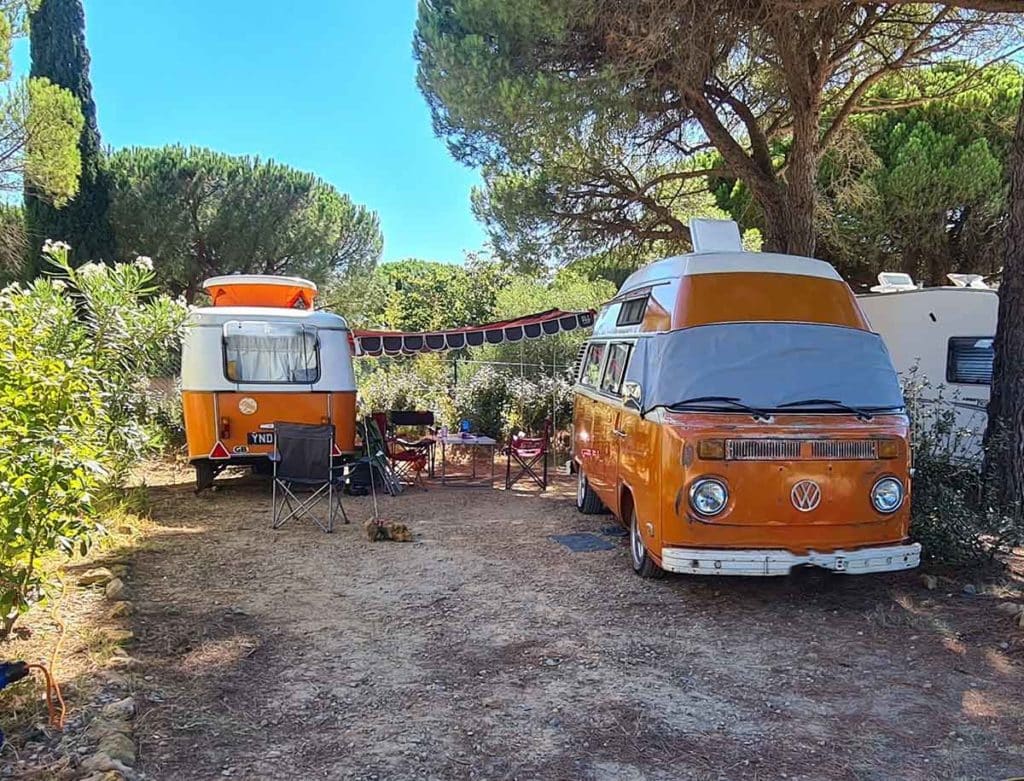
[271,422,349,532]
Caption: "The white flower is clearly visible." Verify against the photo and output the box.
[42,239,71,254]
[51,279,67,290]
[77,262,105,279]
[134,255,154,271]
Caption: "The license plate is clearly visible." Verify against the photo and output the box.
[247,431,275,445]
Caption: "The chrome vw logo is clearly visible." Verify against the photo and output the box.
[791,480,821,512]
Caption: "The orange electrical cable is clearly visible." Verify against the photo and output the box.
[26,663,65,730]
[25,576,69,730]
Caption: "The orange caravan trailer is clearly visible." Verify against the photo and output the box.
[573,219,920,578]
[181,275,356,490]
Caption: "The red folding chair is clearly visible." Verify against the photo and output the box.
[389,410,437,477]
[370,412,428,488]
[505,421,550,491]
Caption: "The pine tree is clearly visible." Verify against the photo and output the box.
[24,0,114,271]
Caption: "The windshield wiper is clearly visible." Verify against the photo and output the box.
[775,398,874,420]
[669,396,772,421]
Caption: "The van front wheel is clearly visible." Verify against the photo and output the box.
[630,506,664,579]
[576,468,604,515]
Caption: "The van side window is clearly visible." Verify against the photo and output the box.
[600,342,631,395]
[580,343,607,387]
[946,337,994,385]
[616,296,648,326]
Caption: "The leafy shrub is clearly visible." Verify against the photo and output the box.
[452,366,510,438]
[904,371,1018,567]
[0,243,186,636]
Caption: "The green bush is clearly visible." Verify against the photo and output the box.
[904,371,1018,567]
[0,243,186,636]
[356,355,576,443]
[452,366,510,438]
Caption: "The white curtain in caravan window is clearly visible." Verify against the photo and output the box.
[224,327,318,383]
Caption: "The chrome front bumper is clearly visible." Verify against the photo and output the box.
[660,542,921,577]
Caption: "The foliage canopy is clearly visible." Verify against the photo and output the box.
[106,145,384,301]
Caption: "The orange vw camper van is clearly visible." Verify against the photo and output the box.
[573,219,920,578]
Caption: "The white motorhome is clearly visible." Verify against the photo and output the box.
[857,272,997,454]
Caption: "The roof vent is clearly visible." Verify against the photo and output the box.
[870,272,918,293]
[689,218,743,254]
[947,273,989,289]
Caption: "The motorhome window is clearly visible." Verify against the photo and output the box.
[223,322,320,384]
[616,296,648,326]
[946,337,994,385]
[600,343,631,395]
[580,343,607,387]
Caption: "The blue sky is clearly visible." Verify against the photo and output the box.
[13,0,487,263]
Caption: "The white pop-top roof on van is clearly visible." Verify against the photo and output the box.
[616,218,843,298]
[617,247,842,299]
[188,305,349,330]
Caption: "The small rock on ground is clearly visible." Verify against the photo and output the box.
[86,717,132,741]
[96,733,136,766]
[995,602,1024,618]
[920,574,938,590]
[79,568,114,586]
[79,752,132,775]
[100,697,135,720]
[107,601,133,619]
[104,578,127,602]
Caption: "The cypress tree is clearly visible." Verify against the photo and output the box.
[24,0,115,271]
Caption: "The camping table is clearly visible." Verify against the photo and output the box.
[439,435,497,487]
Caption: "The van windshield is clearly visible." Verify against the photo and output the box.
[625,322,904,416]
[223,321,319,384]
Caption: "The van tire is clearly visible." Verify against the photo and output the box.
[630,506,664,579]
[576,468,604,515]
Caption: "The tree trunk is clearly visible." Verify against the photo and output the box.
[984,94,1024,512]
[779,108,820,257]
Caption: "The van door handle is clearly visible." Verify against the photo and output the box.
[612,429,627,438]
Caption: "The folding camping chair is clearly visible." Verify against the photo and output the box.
[361,417,403,495]
[505,421,550,491]
[271,422,349,532]
[369,413,429,488]
[389,410,437,478]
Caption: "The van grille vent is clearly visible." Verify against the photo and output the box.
[725,439,879,460]
[809,439,877,460]
[725,439,801,460]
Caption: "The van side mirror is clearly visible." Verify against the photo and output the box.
[622,381,642,411]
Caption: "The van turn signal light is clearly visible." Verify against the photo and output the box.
[698,439,726,460]
[876,439,899,459]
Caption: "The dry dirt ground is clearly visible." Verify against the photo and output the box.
[123,464,1024,781]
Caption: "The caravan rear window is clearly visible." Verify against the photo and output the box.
[223,321,320,384]
[946,337,994,385]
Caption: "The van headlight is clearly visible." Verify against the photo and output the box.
[689,477,729,516]
[871,477,904,513]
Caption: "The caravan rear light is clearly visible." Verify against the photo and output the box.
[220,417,230,440]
